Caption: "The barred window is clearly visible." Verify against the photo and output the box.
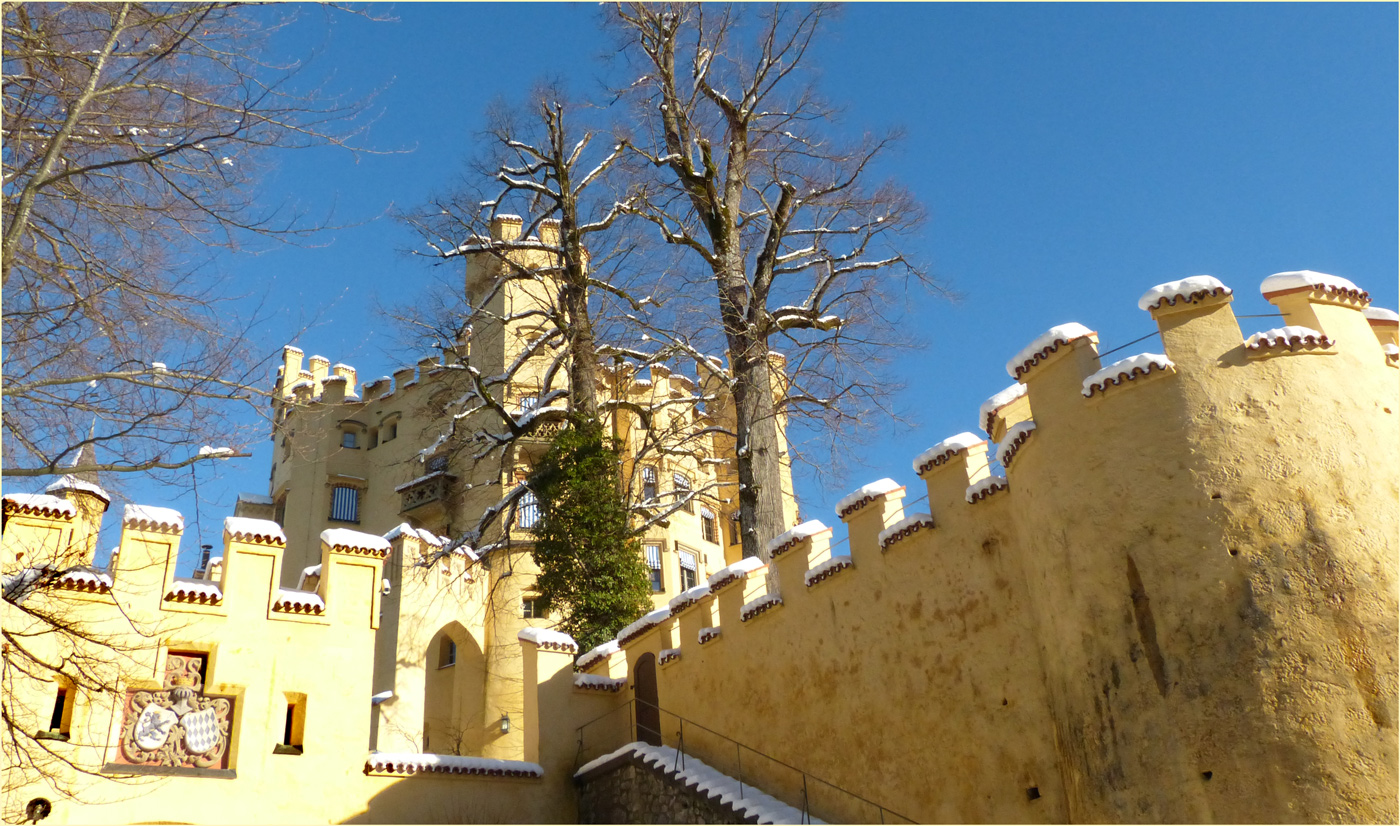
[518,395,538,414]
[701,508,718,544]
[517,489,539,529]
[678,550,697,591]
[644,544,663,592]
[673,473,693,513]
[330,486,359,523]
[641,466,658,502]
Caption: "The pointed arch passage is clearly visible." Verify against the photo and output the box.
[634,653,661,747]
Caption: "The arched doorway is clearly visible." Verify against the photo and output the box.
[634,653,661,746]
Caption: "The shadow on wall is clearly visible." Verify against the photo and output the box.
[424,621,486,755]
[344,774,568,824]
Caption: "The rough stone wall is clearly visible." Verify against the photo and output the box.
[577,759,747,824]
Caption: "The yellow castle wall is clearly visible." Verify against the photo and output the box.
[0,499,573,825]
[572,277,1399,823]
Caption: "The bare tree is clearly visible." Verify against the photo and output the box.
[609,2,932,558]
[397,87,716,551]
[1,512,176,817]
[2,2,375,483]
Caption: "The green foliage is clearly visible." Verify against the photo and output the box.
[527,417,651,653]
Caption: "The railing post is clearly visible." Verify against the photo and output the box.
[674,717,684,773]
[737,743,744,800]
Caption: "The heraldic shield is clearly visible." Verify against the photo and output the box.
[181,707,220,755]
[111,652,236,773]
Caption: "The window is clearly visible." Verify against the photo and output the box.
[341,430,358,449]
[674,473,693,513]
[640,466,657,502]
[729,512,741,546]
[678,549,698,591]
[439,637,457,668]
[37,686,70,741]
[275,693,306,755]
[518,395,538,414]
[274,493,288,526]
[522,598,538,619]
[517,490,539,529]
[644,544,663,592]
[383,418,399,442]
[368,427,379,449]
[427,455,448,474]
[701,508,718,544]
[330,485,360,523]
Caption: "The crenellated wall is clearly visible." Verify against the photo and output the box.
[0,491,572,825]
[567,272,1399,824]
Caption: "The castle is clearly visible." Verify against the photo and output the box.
[2,267,1396,824]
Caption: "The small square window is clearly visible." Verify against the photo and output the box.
[522,598,538,619]
[341,430,358,449]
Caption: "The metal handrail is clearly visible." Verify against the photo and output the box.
[575,697,917,824]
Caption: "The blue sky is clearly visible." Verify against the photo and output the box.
[56,3,1397,568]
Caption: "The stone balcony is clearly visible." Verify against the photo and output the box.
[396,471,456,521]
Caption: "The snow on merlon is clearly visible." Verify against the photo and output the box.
[965,475,1009,504]
[1006,323,1095,379]
[740,592,782,621]
[765,519,829,556]
[1260,270,1368,302]
[124,503,183,531]
[576,640,620,671]
[320,528,392,555]
[996,421,1037,468]
[1138,276,1232,311]
[979,383,1028,434]
[3,492,78,518]
[1081,353,1175,398]
[518,627,578,652]
[44,475,112,504]
[1245,326,1333,351]
[1364,307,1399,323]
[878,513,934,549]
[224,516,286,545]
[804,554,853,587]
[616,607,672,644]
[913,432,985,473]
[574,673,627,692]
[835,478,902,518]
[706,556,765,590]
[668,583,712,613]
[1384,343,1399,357]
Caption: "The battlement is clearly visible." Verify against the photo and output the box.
[563,270,1398,823]
[2,493,389,632]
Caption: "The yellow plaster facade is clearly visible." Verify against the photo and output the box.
[3,270,1396,824]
